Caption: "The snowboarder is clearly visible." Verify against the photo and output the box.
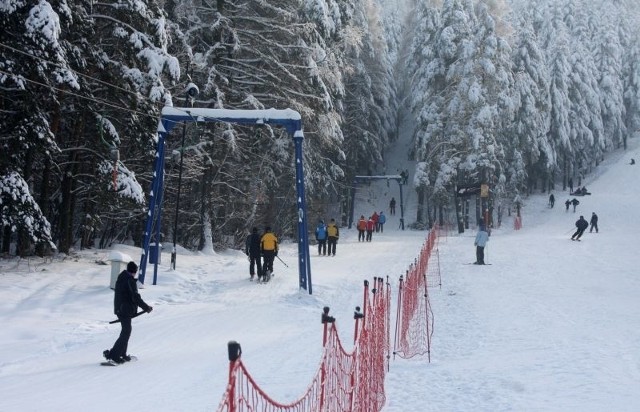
[571,216,589,241]
[389,197,396,215]
[260,226,278,281]
[549,193,555,208]
[630,158,635,165]
[245,227,262,280]
[474,227,490,265]
[315,220,328,256]
[571,198,580,212]
[326,218,339,256]
[104,261,152,364]
[589,212,599,233]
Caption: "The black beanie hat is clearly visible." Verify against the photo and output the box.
[127,261,138,273]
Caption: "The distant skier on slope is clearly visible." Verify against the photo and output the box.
[474,227,490,265]
[571,216,589,241]
[589,212,599,233]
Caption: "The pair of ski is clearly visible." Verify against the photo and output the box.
[464,262,492,265]
[250,271,273,283]
[101,356,137,366]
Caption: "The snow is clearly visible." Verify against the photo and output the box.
[1,126,640,411]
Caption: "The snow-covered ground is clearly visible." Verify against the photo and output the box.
[1,129,639,411]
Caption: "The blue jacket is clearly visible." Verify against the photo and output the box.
[315,223,328,240]
[378,213,386,224]
[474,230,489,247]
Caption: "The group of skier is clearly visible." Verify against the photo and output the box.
[314,218,340,256]
[356,210,387,242]
[244,226,279,282]
[549,180,599,241]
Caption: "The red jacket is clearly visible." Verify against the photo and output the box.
[366,219,375,231]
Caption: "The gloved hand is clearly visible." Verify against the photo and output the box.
[274,251,278,257]
[146,306,153,313]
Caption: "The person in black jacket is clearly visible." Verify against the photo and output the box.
[571,216,589,241]
[245,227,262,280]
[104,261,152,363]
[589,212,599,233]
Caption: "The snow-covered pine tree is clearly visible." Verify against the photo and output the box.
[509,16,552,194]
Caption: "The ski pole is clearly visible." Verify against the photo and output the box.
[276,255,289,267]
[109,310,146,324]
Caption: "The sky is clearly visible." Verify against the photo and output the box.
[1,115,639,412]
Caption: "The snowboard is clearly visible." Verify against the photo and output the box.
[100,355,137,366]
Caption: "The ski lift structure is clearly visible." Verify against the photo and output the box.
[348,175,406,230]
[138,106,313,294]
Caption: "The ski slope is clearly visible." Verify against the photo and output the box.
[0,135,639,411]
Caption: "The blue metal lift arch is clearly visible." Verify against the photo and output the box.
[138,107,313,294]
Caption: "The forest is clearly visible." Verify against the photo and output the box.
[1,0,639,256]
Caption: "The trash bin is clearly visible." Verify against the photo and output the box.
[108,251,133,289]
[149,243,162,264]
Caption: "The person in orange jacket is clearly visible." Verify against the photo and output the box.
[357,215,367,242]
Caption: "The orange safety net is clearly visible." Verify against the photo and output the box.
[215,277,391,412]
[393,227,438,361]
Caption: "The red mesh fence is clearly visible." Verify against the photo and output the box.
[392,227,439,361]
[215,277,391,412]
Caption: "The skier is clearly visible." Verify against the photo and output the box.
[568,177,574,193]
[565,199,571,212]
[548,193,555,208]
[104,261,152,364]
[589,212,599,233]
[571,198,580,212]
[474,227,490,265]
[378,211,386,233]
[245,227,262,280]
[260,226,278,281]
[357,215,367,242]
[365,216,375,242]
[372,211,379,233]
[315,219,328,256]
[389,198,396,215]
[326,218,339,256]
[571,216,589,241]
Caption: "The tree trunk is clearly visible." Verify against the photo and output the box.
[416,185,424,223]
